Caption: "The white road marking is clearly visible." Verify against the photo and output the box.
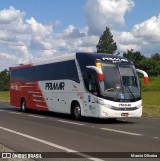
[0,110,4,112]
[153,137,159,139]
[25,114,45,119]
[0,126,104,161]
[9,112,22,115]
[101,128,143,136]
[57,119,85,126]
[8,111,45,119]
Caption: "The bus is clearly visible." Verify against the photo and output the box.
[10,52,148,119]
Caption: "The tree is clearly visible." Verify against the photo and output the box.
[0,69,10,91]
[96,27,117,54]
[151,53,160,61]
[138,58,160,76]
[123,49,145,68]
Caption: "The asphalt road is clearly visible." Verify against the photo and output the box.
[0,102,160,161]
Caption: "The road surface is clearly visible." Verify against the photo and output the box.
[0,102,160,161]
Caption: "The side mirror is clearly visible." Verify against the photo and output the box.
[136,69,148,84]
[86,66,103,81]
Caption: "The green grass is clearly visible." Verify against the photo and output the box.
[142,91,160,118]
[141,77,160,92]
[140,77,160,118]
[0,91,10,102]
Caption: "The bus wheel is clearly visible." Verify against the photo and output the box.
[21,98,26,112]
[72,102,81,120]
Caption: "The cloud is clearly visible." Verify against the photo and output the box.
[0,4,160,71]
[30,37,53,50]
[0,51,18,69]
[26,17,53,38]
[53,20,62,27]
[132,14,160,42]
[113,14,160,56]
[0,6,24,25]
[0,7,55,70]
[0,52,16,60]
[85,0,134,35]
[62,25,86,39]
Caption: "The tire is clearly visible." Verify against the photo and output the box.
[72,102,81,120]
[21,98,26,112]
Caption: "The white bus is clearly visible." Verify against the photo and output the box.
[10,52,148,119]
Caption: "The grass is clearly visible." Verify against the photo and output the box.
[0,77,160,118]
[142,91,160,118]
[140,77,160,92]
[140,77,160,118]
[0,91,10,102]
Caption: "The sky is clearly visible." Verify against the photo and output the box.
[0,0,160,71]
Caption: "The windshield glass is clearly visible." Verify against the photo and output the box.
[99,63,140,101]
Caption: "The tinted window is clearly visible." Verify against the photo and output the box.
[11,60,79,83]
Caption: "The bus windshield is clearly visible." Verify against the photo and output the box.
[99,63,141,101]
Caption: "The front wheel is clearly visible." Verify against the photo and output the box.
[21,98,26,112]
[72,103,81,120]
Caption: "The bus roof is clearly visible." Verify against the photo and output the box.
[12,52,133,69]
[76,52,133,64]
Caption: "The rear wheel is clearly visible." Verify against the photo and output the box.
[21,98,26,112]
[72,102,81,120]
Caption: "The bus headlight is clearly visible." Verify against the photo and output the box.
[105,104,113,108]
[97,98,105,105]
[97,99,112,108]
[137,104,142,109]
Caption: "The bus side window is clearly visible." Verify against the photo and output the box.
[88,74,97,94]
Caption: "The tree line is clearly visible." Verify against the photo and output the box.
[0,27,160,91]
[0,69,10,91]
[123,50,160,77]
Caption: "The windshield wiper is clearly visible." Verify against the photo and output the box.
[113,85,136,101]
[125,86,136,101]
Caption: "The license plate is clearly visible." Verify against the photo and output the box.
[121,113,129,117]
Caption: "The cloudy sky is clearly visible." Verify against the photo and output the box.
[0,0,160,71]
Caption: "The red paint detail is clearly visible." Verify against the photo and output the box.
[98,73,104,81]
[144,77,148,84]
[77,93,84,100]
[12,64,32,69]
[72,84,77,89]
[10,81,49,111]
[72,84,78,91]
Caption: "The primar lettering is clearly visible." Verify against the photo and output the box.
[102,57,128,62]
[45,82,65,90]
[119,103,131,107]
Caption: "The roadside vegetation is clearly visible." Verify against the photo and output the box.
[0,91,10,102]
[140,77,160,118]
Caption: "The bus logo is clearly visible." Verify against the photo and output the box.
[45,82,65,90]
[102,57,128,63]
